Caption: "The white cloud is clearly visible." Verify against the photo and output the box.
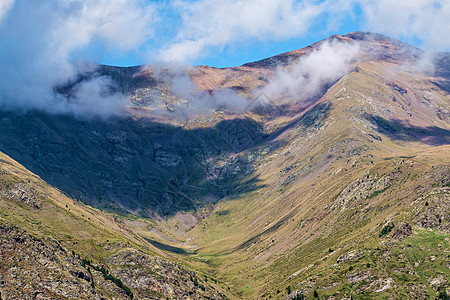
[0,0,14,25]
[261,40,360,101]
[0,0,156,118]
[158,0,450,63]
[159,0,327,62]
[359,0,450,50]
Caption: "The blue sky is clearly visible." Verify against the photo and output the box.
[99,0,448,68]
[1,0,449,69]
[99,1,363,68]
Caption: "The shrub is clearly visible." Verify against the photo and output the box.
[379,223,395,237]
[286,286,291,294]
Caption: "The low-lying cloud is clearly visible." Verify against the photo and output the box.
[143,40,360,118]
[140,64,249,119]
[0,0,155,119]
[260,40,360,102]
[0,1,446,120]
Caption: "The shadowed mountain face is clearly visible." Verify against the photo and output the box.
[0,112,267,216]
[0,32,449,299]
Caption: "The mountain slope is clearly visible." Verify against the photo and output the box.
[183,57,450,297]
[0,151,231,299]
[0,32,449,299]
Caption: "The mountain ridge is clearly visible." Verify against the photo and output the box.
[0,32,449,299]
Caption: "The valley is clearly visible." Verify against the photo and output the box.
[0,32,449,299]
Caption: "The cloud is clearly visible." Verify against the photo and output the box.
[358,0,450,50]
[0,0,156,118]
[158,0,449,63]
[159,0,327,62]
[143,40,360,119]
[0,0,14,26]
[260,40,360,102]
[141,64,249,118]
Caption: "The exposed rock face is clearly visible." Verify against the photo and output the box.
[0,223,101,299]
[332,170,401,211]
[413,190,450,232]
[0,223,223,299]
[392,222,412,240]
[0,182,42,209]
[336,251,361,264]
[107,249,224,299]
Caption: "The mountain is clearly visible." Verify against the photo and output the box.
[0,32,449,299]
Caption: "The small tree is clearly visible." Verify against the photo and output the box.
[313,289,319,298]
[379,223,395,237]
[286,286,291,295]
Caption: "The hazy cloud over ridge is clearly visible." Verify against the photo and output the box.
[142,64,249,118]
[145,40,360,118]
[0,0,156,118]
[260,40,360,102]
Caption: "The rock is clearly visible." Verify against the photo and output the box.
[0,223,102,299]
[428,275,447,288]
[0,223,225,299]
[337,251,361,264]
[0,182,42,209]
[332,170,400,211]
[392,222,412,240]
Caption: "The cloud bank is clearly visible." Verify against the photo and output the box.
[0,0,155,118]
[158,0,449,63]
[260,40,360,103]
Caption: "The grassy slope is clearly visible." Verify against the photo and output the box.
[0,150,234,299]
[0,150,151,258]
[177,61,450,298]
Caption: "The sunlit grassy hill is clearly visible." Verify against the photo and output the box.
[0,32,448,299]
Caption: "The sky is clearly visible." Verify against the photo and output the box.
[1,0,448,69]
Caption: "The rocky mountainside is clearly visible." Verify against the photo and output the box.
[0,32,449,299]
[0,151,229,299]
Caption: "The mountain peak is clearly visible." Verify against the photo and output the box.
[241,32,424,70]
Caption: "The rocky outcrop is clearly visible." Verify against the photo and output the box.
[391,222,412,240]
[0,182,42,209]
[413,189,450,232]
[0,223,224,299]
[0,223,101,299]
[107,248,225,299]
[332,170,401,211]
